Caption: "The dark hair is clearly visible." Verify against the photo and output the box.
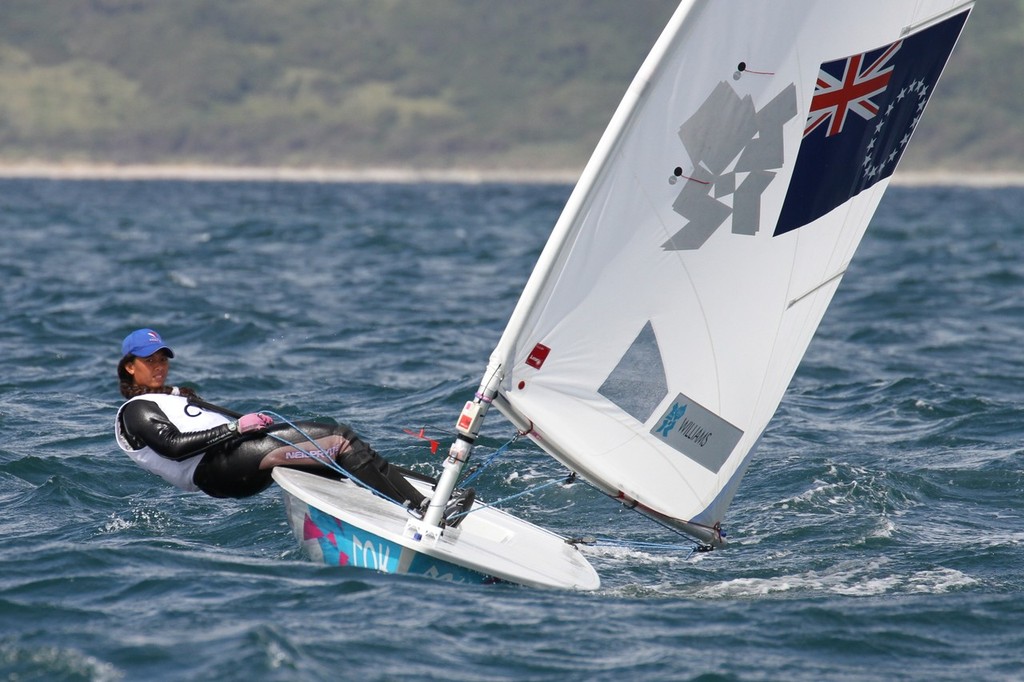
[117,354,199,400]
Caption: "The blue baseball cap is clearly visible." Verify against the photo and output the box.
[121,328,175,358]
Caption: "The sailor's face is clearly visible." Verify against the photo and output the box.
[127,351,170,390]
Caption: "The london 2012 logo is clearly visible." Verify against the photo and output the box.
[655,401,687,438]
[663,80,798,251]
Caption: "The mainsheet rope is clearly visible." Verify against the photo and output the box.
[564,534,713,558]
[261,410,412,509]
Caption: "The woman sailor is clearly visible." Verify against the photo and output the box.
[114,328,472,523]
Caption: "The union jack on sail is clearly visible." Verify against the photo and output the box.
[805,42,901,138]
[774,10,970,237]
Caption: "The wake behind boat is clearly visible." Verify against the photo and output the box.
[278,0,974,588]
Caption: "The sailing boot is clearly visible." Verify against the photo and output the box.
[443,487,476,528]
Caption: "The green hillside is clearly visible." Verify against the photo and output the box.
[0,1,1019,173]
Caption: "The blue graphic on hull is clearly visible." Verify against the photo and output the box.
[300,504,491,584]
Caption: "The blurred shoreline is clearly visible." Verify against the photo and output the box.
[0,161,1021,187]
[0,162,578,185]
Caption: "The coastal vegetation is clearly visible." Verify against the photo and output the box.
[0,0,1020,173]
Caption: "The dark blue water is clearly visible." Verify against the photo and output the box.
[1,178,1022,681]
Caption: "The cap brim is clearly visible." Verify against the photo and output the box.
[133,344,174,358]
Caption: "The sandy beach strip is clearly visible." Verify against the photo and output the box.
[0,162,579,185]
[0,161,1021,187]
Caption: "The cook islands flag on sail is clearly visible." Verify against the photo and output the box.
[774,11,969,236]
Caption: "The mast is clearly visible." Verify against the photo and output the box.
[412,363,503,535]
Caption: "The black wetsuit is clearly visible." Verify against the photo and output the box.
[118,397,428,505]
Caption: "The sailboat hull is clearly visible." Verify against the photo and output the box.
[273,468,600,590]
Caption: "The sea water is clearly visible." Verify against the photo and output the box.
[1,178,1022,681]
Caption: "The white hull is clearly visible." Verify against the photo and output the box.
[273,468,600,591]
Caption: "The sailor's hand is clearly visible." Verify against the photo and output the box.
[237,413,273,433]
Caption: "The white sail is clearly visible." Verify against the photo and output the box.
[486,1,973,542]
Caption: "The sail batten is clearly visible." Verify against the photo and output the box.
[486,1,973,540]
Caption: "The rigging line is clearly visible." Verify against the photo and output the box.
[261,410,407,509]
[572,536,706,553]
[447,476,569,522]
[459,431,522,487]
[577,476,721,549]
[630,505,720,550]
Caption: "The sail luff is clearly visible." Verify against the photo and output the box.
[488,0,702,375]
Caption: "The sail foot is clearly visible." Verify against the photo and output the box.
[618,491,727,547]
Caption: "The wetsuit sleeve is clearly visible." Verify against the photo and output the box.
[120,399,239,461]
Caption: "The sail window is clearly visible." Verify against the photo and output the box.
[597,321,669,424]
